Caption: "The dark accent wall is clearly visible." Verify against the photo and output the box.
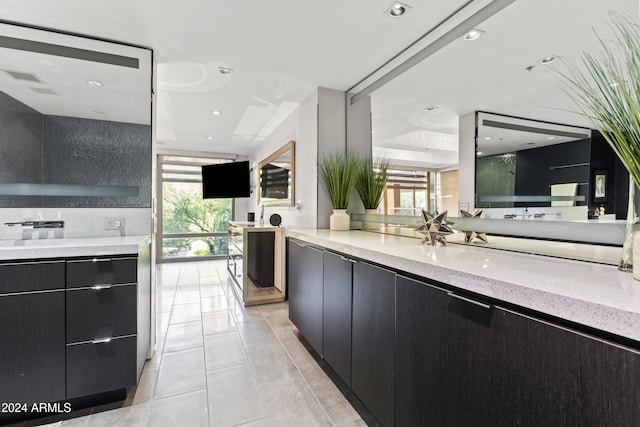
[42,116,151,207]
[0,91,43,207]
[0,92,151,208]
[514,139,591,207]
[590,130,631,219]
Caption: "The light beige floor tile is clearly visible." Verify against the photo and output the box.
[204,332,247,370]
[157,296,175,313]
[172,290,201,305]
[202,310,237,335]
[163,320,203,353]
[147,389,208,427]
[176,282,200,293]
[201,295,229,313]
[236,318,279,349]
[169,302,202,324]
[156,310,171,335]
[85,403,150,427]
[229,303,264,324]
[207,364,262,425]
[155,347,206,399]
[200,284,225,297]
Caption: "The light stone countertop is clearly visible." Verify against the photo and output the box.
[288,229,640,343]
[0,235,151,260]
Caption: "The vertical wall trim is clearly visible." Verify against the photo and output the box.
[317,87,347,228]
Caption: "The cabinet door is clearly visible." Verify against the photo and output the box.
[396,275,640,426]
[66,256,137,289]
[322,251,352,386]
[395,275,502,426]
[0,291,65,405]
[288,239,323,355]
[66,284,137,343]
[66,335,137,399]
[352,261,395,427]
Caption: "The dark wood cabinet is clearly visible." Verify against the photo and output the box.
[0,261,66,409]
[66,335,137,399]
[66,256,139,397]
[395,274,640,426]
[0,249,148,424]
[322,251,353,386]
[0,291,66,406]
[66,284,137,343]
[352,261,395,427]
[288,239,323,355]
[66,256,137,289]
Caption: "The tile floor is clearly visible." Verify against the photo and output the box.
[40,260,365,427]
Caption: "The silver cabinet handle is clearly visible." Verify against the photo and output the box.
[339,255,357,264]
[447,292,491,309]
[91,284,112,290]
[91,337,112,344]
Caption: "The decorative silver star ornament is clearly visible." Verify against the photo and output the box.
[460,209,488,243]
[414,209,454,246]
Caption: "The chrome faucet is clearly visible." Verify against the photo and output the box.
[259,204,264,224]
[4,220,64,229]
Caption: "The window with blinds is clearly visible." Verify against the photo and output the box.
[157,155,234,261]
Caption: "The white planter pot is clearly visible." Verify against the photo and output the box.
[362,209,380,231]
[633,231,640,280]
[329,209,350,231]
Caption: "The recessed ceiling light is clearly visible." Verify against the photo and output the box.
[546,136,556,140]
[476,151,483,155]
[87,80,103,86]
[210,110,222,116]
[218,67,233,75]
[483,136,493,140]
[206,136,214,140]
[384,2,411,18]
[463,29,485,41]
[539,55,560,65]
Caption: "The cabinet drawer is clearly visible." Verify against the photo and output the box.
[66,335,137,399]
[66,284,137,343]
[66,257,137,289]
[0,261,65,294]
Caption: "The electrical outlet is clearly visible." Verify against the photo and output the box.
[104,217,125,230]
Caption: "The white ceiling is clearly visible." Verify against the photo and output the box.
[371,0,639,168]
[0,0,475,155]
[0,23,151,125]
[0,0,637,160]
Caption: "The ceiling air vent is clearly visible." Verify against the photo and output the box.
[29,87,58,95]
[3,70,44,83]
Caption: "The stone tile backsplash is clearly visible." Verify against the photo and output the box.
[0,208,152,240]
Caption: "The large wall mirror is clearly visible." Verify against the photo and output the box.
[258,140,295,206]
[475,112,630,221]
[0,22,152,208]
[349,0,637,243]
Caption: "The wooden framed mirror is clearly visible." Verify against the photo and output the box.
[258,140,295,206]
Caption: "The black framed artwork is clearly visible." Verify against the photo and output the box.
[593,170,608,203]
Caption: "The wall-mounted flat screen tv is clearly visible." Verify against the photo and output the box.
[202,161,250,199]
